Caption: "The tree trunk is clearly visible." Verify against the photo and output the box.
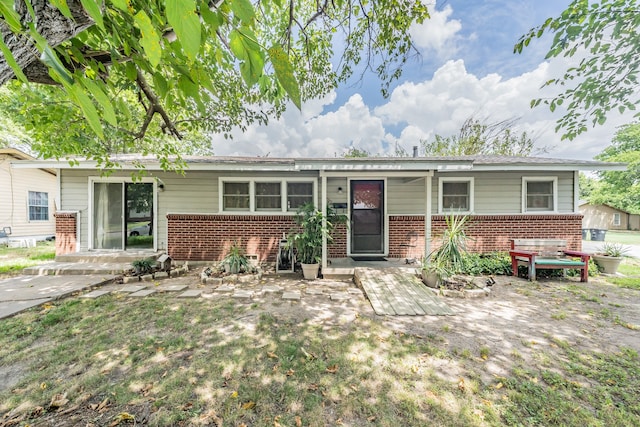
[0,0,94,86]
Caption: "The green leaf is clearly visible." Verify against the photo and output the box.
[40,46,74,85]
[50,0,73,18]
[80,0,104,29]
[268,45,301,109]
[153,72,169,98]
[111,0,130,13]
[82,78,117,127]
[165,0,201,61]
[125,62,138,81]
[67,82,104,139]
[0,0,22,31]
[230,29,264,86]
[0,34,27,82]
[134,10,162,68]
[230,0,255,24]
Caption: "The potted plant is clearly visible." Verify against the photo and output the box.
[289,203,346,280]
[421,256,451,288]
[222,240,250,274]
[592,242,628,274]
[422,214,470,287]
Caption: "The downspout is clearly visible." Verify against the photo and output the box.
[321,174,328,270]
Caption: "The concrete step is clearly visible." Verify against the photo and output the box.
[23,262,132,276]
[55,251,162,264]
[322,267,354,280]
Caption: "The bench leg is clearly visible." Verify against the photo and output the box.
[529,264,536,281]
[511,258,518,277]
[581,266,588,282]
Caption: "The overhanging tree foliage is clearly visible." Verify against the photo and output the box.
[0,0,428,167]
[515,0,640,141]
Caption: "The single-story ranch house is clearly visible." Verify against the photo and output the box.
[13,154,626,268]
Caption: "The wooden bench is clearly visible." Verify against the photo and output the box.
[509,239,590,282]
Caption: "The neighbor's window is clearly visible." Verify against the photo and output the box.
[439,178,474,213]
[28,191,49,221]
[613,212,621,226]
[287,182,313,211]
[255,182,281,211]
[523,177,557,212]
[223,182,250,211]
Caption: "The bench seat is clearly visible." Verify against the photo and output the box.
[509,239,590,282]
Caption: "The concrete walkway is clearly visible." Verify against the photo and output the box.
[0,275,115,319]
[582,240,640,258]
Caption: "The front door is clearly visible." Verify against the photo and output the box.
[350,180,384,254]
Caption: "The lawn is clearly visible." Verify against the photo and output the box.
[1,284,639,427]
[0,241,55,278]
[601,230,640,245]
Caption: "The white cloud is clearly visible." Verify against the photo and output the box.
[210,93,389,157]
[410,4,462,58]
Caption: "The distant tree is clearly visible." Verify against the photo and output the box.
[420,117,546,156]
[587,121,640,213]
[342,147,370,158]
[516,0,640,141]
[579,172,600,200]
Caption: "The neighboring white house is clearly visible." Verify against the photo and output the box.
[0,148,57,240]
[579,201,640,231]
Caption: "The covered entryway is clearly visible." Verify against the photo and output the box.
[90,179,156,251]
[350,179,385,255]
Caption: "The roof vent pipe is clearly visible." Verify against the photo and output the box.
[412,146,418,158]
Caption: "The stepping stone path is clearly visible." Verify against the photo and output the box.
[79,281,368,305]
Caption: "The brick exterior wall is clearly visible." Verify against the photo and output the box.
[388,214,583,258]
[166,214,291,261]
[54,212,77,256]
[167,213,583,261]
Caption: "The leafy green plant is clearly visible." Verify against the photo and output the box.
[222,241,250,274]
[289,203,347,265]
[131,258,155,275]
[431,214,471,273]
[461,252,511,275]
[600,242,629,258]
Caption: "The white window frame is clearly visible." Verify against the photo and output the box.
[613,212,621,226]
[522,176,558,213]
[438,177,474,214]
[27,190,49,221]
[219,177,317,213]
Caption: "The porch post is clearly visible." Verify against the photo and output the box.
[425,174,432,259]
[321,174,328,269]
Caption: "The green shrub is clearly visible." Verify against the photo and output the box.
[461,252,512,276]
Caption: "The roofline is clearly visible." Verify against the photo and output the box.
[9,156,627,173]
[2,147,57,176]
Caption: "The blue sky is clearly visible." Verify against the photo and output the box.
[210,0,637,160]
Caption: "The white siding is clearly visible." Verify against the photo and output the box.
[387,177,426,214]
[0,154,57,237]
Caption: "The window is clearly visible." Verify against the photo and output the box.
[220,179,315,213]
[255,182,281,211]
[613,213,621,226]
[28,191,49,221]
[439,178,474,213]
[223,182,250,211]
[523,177,557,212]
[287,182,313,211]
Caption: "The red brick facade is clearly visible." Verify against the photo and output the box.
[167,213,583,261]
[54,212,77,256]
[167,214,299,261]
[388,214,583,258]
